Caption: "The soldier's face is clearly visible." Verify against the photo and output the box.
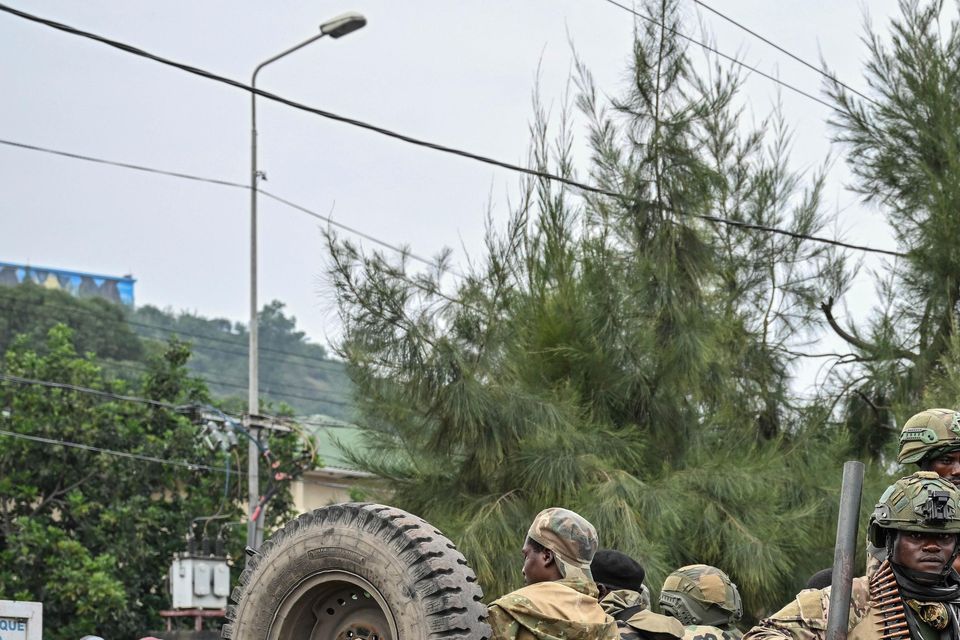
[922,451,960,487]
[521,541,559,585]
[892,531,957,574]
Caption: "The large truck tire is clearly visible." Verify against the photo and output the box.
[221,503,491,640]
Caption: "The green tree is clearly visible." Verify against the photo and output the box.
[132,301,354,420]
[327,0,848,616]
[0,282,142,361]
[0,325,295,638]
[823,0,960,455]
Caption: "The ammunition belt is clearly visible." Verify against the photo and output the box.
[871,561,910,640]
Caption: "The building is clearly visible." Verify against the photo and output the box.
[289,421,374,512]
[0,261,135,306]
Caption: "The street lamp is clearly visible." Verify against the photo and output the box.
[247,12,366,553]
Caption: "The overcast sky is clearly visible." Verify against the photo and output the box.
[0,0,909,390]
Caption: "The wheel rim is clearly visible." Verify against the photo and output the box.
[269,570,397,640]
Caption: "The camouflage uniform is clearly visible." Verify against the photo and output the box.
[659,565,744,640]
[741,578,871,640]
[488,508,618,640]
[599,588,684,640]
[745,472,960,640]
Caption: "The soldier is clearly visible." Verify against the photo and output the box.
[659,565,743,640]
[591,549,684,640]
[866,408,960,575]
[487,507,618,640]
[743,472,960,640]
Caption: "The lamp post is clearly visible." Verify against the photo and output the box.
[247,12,366,553]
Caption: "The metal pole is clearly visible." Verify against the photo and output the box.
[247,73,260,557]
[825,460,865,640]
[247,32,326,556]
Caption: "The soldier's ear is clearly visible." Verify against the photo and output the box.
[542,548,556,566]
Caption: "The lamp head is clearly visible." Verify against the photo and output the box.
[320,12,366,38]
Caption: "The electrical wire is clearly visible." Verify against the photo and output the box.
[690,0,880,108]
[0,6,907,259]
[600,0,834,109]
[0,138,448,276]
[0,372,184,410]
[0,296,356,396]
[0,427,235,474]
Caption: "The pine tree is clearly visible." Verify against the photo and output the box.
[824,0,960,455]
[328,0,847,616]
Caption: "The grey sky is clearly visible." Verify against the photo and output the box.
[1,0,904,386]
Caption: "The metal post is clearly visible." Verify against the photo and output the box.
[826,460,865,640]
[247,32,327,556]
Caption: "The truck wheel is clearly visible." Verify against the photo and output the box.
[221,503,491,640]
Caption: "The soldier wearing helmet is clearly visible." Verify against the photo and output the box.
[487,507,618,640]
[659,564,743,640]
[899,409,960,487]
[744,472,960,640]
[867,408,960,575]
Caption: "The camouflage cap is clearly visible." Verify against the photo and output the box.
[868,471,960,547]
[659,564,742,627]
[527,507,599,582]
[898,408,960,465]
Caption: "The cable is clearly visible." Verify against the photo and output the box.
[0,428,235,474]
[0,294,353,379]
[690,0,880,108]
[0,372,184,410]
[0,138,449,276]
[0,7,907,258]
[600,0,834,110]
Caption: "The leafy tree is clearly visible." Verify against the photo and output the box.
[132,301,354,420]
[0,282,142,361]
[823,0,960,455]
[327,0,849,617]
[0,325,307,637]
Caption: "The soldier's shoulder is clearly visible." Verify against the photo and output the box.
[683,624,738,640]
[625,610,684,638]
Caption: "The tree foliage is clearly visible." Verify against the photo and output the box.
[824,0,960,456]
[0,325,306,638]
[327,0,854,617]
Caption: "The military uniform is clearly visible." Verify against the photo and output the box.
[742,577,871,640]
[488,508,618,640]
[680,624,743,640]
[599,588,683,640]
[745,473,960,640]
[488,577,618,640]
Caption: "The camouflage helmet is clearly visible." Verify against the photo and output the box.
[867,472,960,548]
[659,564,742,628]
[898,408,960,465]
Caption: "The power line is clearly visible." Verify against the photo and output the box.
[0,372,185,410]
[0,428,237,474]
[600,0,834,110]
[690,0,880,108]
[0,5,907,259]
[105,359,355,408]
[0,138,447,275]
[0,294,354,383]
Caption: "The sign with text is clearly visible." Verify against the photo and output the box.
[0,601,42,640]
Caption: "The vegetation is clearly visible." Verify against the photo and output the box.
[0,325,312,638]
[823,0,960,455]
[327,0,863,616]
[0,283,355,420]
